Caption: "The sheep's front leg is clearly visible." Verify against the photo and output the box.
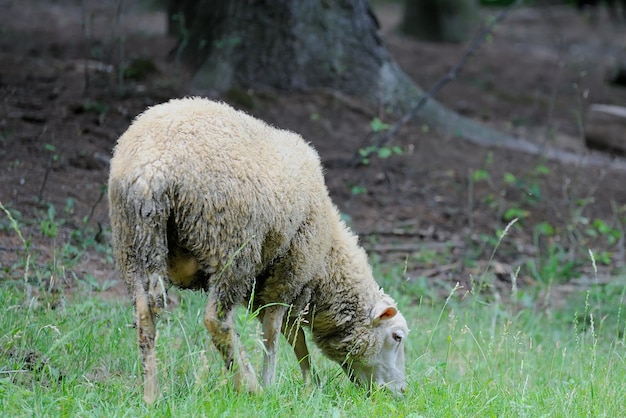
[204,290,260,393]
[134,285,160,404]
[261,305,287,386]
[284,322,312,385]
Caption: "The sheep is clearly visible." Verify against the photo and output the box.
[108,97,409,404]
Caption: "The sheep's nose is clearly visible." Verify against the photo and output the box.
[383,382,406,396]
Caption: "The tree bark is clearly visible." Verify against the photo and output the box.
[171,0,426,113]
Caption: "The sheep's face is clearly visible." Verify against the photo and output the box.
[344,299,409,394]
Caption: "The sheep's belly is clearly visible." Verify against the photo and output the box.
[167,247,202,289]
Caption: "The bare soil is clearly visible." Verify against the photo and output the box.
[1,0,625,303]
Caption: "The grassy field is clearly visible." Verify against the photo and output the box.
[1,269,625,417]
[1,201,625,416]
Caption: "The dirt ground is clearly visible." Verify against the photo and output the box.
[1,0,625,303]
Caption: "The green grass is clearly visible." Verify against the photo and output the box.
[1,200,625,416]
[1,275,625,417]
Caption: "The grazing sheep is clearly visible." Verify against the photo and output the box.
[108,97,409,403]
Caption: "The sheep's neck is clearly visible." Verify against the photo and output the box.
[307,229,379,355]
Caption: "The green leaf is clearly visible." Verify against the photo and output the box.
[533,164,550,176]
[40,219,59,238]
[534,221,554,236]
[472,169,490,182]
[350,185,367,195]
[47,204,56,221]
[503,172,516,184]
[370,117,390,133]
[378,147,393,158]
[504,207,529,220]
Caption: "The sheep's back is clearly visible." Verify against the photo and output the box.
[109,97,331,293]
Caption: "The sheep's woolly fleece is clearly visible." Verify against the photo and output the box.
[108,97,407,396]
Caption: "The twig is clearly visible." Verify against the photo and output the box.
[358,0,522,162]
[416,263,459,278]
[0,246,23,252]
[363,241,460,253]
[81,184,107,235]
[461,168,476,277]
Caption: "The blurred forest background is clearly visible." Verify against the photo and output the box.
[1,0,626,305]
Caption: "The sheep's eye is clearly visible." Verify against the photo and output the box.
[392,331,404,343]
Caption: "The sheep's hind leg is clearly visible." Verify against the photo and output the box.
[261,305,287,386]
[134,283,160,404]
[204,290,260,393]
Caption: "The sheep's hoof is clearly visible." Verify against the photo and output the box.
[303,371,320,387]
[143,385,160,404]
[234,369,261,394]
[143,393,157,405]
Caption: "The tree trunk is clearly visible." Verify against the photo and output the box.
[170,0,425,113]
[165,0,626,171]
[401,0,481,43]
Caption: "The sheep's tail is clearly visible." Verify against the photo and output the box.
[108,176,171,312]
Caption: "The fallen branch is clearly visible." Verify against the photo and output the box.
[0,246,23,252]
[414,263,459,278]
[363,241,460,253]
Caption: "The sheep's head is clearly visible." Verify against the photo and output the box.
[342,297,409,394]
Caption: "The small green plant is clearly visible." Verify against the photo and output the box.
[357,117,403,165]
[1,195,113,293]
[39,204,62,239]
[562,196,623,266]
[503,164,548,206]
[369,117,390,133]
[357,145,403,165]
[350,184,367,196]
[63,197,75,217]
[8,159,21,170]
[472,156,549,216]
[121,57,158,81]
[472,168,490,183]
[526,242,580,283]
[502,205,530,222]
[586,218,620,246]
[78,271,116,293]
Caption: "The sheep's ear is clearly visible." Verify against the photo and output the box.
[372,303,398,325]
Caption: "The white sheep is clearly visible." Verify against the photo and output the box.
[108,97,409,403]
